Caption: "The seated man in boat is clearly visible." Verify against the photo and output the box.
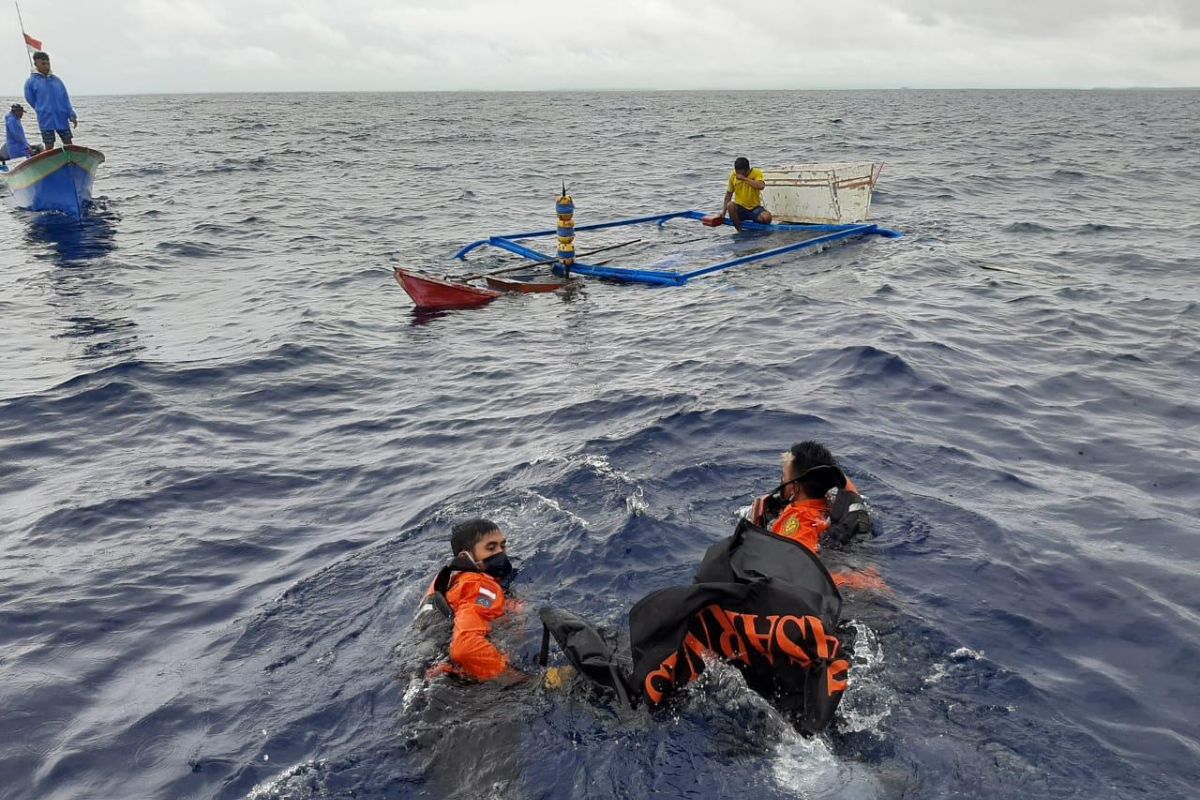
[720,156,773,231]
[1,103,41,162]
[416,518,532,684]
[23,52,77,150]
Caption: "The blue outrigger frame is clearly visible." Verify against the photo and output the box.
[453,210,901,287]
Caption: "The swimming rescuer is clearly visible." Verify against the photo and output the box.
[749,441,869,552]
[747,441,883,591]
[416,518,527,683]
[529,451,874,730]
[414,517,576,687]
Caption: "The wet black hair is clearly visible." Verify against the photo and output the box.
[450,518,501,556]
[788,441,836,473]
[788,441,839,500]
[32,52,48,62]
[734,156,750,171]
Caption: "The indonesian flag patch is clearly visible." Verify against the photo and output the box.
[476,586,497,608]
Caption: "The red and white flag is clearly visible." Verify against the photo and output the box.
[24,32,42,51]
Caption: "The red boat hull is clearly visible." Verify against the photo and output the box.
[394,268,501,310]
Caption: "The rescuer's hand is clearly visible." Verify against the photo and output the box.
[543,666,577,690]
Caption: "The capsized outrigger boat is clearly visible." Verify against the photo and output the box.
[394,162,900,309]
[453,210,901,288]
[1,144,105,218]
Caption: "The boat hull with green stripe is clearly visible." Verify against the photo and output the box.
[2,144,105,218]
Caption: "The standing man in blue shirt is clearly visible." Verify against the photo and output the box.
[1,103,41,162]
[23,51,77,149]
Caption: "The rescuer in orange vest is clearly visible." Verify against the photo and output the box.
[749,441,859,551]
[418,518,527,682]
[748,441,885,591]
[418,518,575,686]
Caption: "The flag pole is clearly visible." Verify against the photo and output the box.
[14,1,33,71]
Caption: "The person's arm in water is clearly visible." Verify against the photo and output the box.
[444,572,527,683]
[830,567,888,592]
[449,590,508,679]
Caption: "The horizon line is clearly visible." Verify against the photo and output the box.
[69,85,1200,98]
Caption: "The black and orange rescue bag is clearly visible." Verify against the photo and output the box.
[538,519,852,734]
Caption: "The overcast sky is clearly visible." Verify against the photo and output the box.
[6,0,1198,94]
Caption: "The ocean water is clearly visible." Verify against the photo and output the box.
[1,89,1198,800]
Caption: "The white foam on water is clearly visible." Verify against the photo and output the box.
[771,728,884,800]
[836,620,894,734]
[924,662,950,686]
[245,759,324,799]
[925,646,985,685]
[584,453,635,484]
[584,453,649,516]
[766,626,889,797]
[951,647,984,660]
[625,485,648,515]
[680,657,885,799]
[525,490,590,527]
[399,674,424,712]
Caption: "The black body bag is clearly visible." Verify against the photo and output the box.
[628,519,851,734]
[537,520,852,733]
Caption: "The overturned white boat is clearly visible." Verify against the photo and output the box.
[760,162,884,224]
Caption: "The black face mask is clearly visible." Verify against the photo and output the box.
[480,552,514,584]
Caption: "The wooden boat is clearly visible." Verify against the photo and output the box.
[1,144,105,218]
[483,275,572,293]
[394,268,501,311]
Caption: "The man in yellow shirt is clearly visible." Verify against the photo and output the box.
[721,156,773,230]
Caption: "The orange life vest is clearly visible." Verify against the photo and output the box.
[770,477,860,554]
[444,571,509,680]
[770,498,829,552]
[419,564,510,681]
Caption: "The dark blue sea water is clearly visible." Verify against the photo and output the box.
[2,90,1198,800]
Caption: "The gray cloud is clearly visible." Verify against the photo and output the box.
[5,0,1196,93]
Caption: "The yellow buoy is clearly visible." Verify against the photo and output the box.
[556,184,575,268]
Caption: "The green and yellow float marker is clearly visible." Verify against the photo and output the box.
[556,182,575,279]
